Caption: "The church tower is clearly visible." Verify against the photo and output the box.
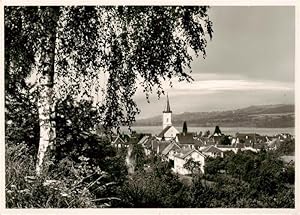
[163,95,172,129]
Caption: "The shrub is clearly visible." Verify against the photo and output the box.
[5,142,122,208]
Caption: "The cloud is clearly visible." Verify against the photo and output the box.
[134,74,294,101]
[172,79,293,92]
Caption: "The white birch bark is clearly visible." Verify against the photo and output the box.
[36,76,56,175]
[126,145,136,174]
[36,7,59,175]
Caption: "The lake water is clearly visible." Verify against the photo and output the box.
[121,126,295,136]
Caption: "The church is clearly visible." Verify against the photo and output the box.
[156,95,179,141]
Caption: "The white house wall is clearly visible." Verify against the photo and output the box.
[164,126,179,140]
[173,152,206,175]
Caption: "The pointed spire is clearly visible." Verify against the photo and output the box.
[166,94,171,112]
[163,94,172,113]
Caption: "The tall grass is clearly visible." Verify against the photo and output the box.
[5,143,113,208]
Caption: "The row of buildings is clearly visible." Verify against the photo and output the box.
[112,96,294,175]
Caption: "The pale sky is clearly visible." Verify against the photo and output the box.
[134,6,295,119]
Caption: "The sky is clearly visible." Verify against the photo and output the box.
[134,6,295,119]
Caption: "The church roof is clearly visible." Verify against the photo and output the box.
[177,132,196,145]
[163,94,172,113]
[157,125,172,138]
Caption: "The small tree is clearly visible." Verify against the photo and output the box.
[204,130,210,137]
[182,121,187,134]
[184,158,202,175]
[221,135,231,145]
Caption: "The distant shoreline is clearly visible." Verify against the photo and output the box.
[134,104,294,129]
[122,126,295,136]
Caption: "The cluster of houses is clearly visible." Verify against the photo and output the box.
[111,96,294,175]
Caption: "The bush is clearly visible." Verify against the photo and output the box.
[5,141,124,208]
[6,95,128,208]
[116,158,190,207]
[6,143,96,208]
[201,150,295,208]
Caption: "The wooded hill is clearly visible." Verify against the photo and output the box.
[135,104,294,128]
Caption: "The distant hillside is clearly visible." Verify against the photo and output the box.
[134,104,295,128]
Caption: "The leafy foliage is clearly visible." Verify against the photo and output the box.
[5,6,213,130]
[116,157,190,207]
[5,95,128,208]
[276,139,295,156]
[220,135,231,145]
[6,143,96,208]
[5,85,39,155]
[130,141,147,171]
[183,158,202,175]
[5,5,214,176]
[203,150,294,208]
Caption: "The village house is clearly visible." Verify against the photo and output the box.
[173,148,206,175]
[201,145,224,158]
[161,142,181,159]
[216,144,240,154]
[111,134,128,149]
[176,132,197,149]
[234,133,263,146]
[208,125,224,144]
[266,138,281,151]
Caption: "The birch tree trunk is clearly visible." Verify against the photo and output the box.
[126,144,135,175]
[36,7,59,176]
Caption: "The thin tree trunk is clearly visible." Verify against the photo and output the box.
[36,7,59,176]
[126,144,135,174]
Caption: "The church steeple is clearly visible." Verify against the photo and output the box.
[162,94,172,129]
[163,94,172,113]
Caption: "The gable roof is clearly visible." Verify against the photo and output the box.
[268,138,280,148]
[157,126,172,138]
[150,139,174,154]
[111,135,126,144]
[202,145,223,153]
[174,148,206,159]
[161,142,181,155]
[137,135,151,145]
[143,136,157,149]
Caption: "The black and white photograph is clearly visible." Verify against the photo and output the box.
[3,2,296,210]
